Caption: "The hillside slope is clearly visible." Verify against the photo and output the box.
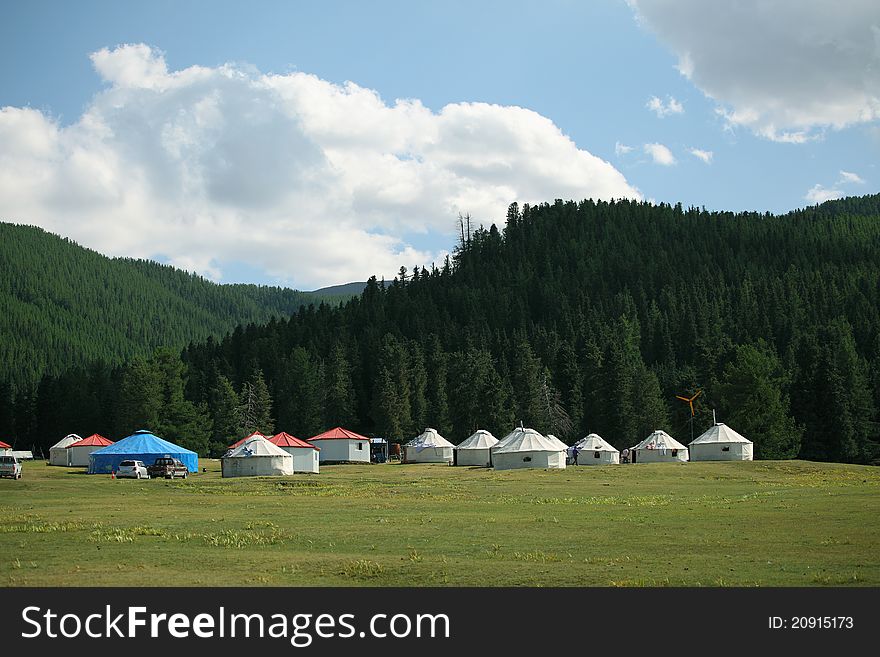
[0,222,343,386]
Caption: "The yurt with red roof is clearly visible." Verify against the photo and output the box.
[67,434,114,467]
[0,439,11,455]
[308,427,370,463]
[227,431,268,451]
[270,432,320,473]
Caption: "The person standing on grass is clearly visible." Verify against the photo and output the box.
[572,445,579,466]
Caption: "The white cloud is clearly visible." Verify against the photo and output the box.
[644,142,676,166]
[688,148,713,164]
[0,45,640,289]
[805,184,844,204]
[629,1,880,142]
[90,44,170,89]
[615,141,635,156]
[804,170,865,205]
[839,170,865,185]
[646,95,684,117]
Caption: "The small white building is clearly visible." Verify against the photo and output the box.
[270,432,320,473]
[492,427,567,471]
[454,430,498,467]
[631,430,689,463]
[689,423,753,461]
[404,428,454,464]
[48,434,83,466]
[221,435,294,478]
[309,427,371,463]
[66,434,114,467]
[571,433,619,465]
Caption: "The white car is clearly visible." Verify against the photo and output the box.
[115,459,150,479]
[0,454,22,479]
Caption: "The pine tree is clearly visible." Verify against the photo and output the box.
[601,316,642,447]
[539,369,573,440]
[239,368,275,435]
[425,335,450,431]
[0,380,20,446]
[580,337,606,437]
[277,347,323,438]
[324,342,356,428]
[373,366,404,441]
[409,343,428,432]
[116,356,164,435]
[13,389,38,455]
[208,374,241,455]
[149,348,212,454]
[372,334,412,440]
[509,337,545,428]
[449,349,513,440]
[717,341,801,459]
[793,320,877,463]
[630,365,670,441]
[555,343,584,438]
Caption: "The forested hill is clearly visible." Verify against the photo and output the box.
[0,222,341,386]
[7,194,880,464]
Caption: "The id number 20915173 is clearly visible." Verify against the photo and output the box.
[769,616,854,630]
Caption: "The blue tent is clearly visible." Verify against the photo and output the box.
[88,429,199,473]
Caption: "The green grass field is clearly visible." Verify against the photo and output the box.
[1,459,878,586]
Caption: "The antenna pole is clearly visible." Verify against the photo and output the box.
[713,409,716,424]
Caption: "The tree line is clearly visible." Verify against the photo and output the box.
[2,195,879,463]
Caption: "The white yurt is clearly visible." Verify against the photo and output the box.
[48,434,83,466]
[689,422,753,461]
[221,435,294,478]
[631,430,689,463]
[492,427,567,471]
[269,432,320,473]
[404,428,454,464]
[571,433,620,465]
[454,430,498,467]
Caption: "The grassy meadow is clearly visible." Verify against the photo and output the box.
[1,459,878,586]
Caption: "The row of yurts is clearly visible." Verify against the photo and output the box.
[36,421,752,476]
[395,422,752,468]
[42,427,364,474]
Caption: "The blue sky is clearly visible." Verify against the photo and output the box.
[1,1,878,288]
